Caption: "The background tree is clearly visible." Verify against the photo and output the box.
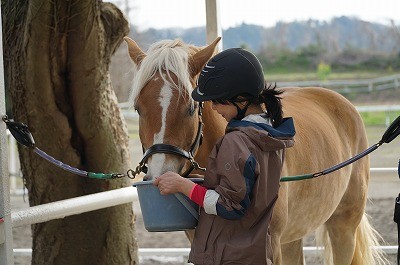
[2,0,138,264]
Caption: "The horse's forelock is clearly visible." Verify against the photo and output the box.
[129,39,195,106]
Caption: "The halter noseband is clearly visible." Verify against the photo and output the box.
[129,102,206,179]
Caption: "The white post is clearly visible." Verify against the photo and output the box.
[205,0,223,51]
[0,3,15,263]
[8,135,18,194]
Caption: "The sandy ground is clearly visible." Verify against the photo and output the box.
[10,184,400,265]
[10,125,400,265]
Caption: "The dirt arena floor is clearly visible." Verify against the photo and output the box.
[10,125,400,264]
[11,187,400,265]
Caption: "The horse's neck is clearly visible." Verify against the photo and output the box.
[194,103,227,170]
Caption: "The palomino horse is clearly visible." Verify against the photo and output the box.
[124,37,387,265]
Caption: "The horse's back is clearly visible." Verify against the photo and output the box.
[283,86,368,165]
[276,87,369,242]
[283,87,365,141]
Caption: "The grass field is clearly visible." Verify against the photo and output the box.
[265,70,397,82]
[360,111,400,126]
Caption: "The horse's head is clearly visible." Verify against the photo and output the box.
[125,37,220,180]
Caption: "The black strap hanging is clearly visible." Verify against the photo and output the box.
[2,115,35,147]
[394,159,400,265]
[281,116,400,182]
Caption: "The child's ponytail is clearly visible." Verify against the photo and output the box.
[258,83,283,127]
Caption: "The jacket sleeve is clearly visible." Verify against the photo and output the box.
[203,132,259,220]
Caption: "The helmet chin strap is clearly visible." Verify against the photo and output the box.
[232,101,251,120]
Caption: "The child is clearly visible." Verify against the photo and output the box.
[154,48,295,265]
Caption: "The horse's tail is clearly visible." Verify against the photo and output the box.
[316,214,388,265]
[352,213,388,265]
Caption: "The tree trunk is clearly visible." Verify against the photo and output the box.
[2,0,138,264]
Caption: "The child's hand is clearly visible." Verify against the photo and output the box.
[154,171,195,196]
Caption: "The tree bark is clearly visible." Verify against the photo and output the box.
[2,0,138,264]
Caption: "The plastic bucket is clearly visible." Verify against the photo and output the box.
[133,178,203,232]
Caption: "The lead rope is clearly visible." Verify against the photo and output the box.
[280,115,400,182]
[2,115,136,180]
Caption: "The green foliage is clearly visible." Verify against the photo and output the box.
[257,43,400,76]
[317,61,332,80]
[259,44,328,72]
[265,70,391,82]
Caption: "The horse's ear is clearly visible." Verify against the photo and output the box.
[189,37,221,77]
[124,36,146,66]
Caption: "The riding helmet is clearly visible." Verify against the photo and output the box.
[192,48,265,102]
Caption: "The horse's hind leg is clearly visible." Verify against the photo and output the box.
[281,239,304,265]
[323,170,368,264]
[324,218,358,265]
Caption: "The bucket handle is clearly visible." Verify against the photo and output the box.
[174,193,199,221]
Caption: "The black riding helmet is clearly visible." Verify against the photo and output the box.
[192,48,265,102]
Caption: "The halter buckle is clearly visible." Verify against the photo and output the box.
[111,173,125,179]
[124,163,145,180]
[191,160,206,172]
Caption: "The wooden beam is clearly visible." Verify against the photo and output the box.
[205,0,222,51]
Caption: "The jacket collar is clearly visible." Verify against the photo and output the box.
[227,117,296,138]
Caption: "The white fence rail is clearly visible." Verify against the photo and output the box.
[356,105,400,112]
[277,74,400,94]
[11,187,137,227]
[12,246,400,258]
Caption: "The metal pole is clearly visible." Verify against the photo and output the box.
[205,0,223,51]
[0,2,15,263]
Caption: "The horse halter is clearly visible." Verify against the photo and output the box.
[129,102,206,179]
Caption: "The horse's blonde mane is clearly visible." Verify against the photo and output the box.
[129,39,197,105]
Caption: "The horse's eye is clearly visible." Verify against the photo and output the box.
[134,105,141,115]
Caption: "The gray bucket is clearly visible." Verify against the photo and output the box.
[133,178,203,232]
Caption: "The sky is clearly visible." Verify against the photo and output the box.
[116,0,400,30]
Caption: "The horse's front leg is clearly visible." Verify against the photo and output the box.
[281,239,305,265]
[271,234,283,265]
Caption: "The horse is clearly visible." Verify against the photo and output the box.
[124,36,387,265]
